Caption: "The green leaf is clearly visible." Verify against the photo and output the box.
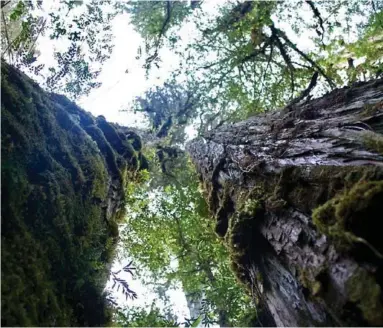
[191,315,202,327]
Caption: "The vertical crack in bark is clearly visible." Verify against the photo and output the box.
[187,79,383,326]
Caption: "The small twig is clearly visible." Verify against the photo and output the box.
[1,1,11,9]
[260,44,274,94]
[306,0,324,40]
[288,71,319,107]
[274,34,295,96]
[26,18,46,54]
[352,235,383,259]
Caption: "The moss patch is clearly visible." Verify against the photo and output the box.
[298,268,324,298]
[362,130,383,155]
[359,101,383,118]
[312,178,383,325]
[1,62,146,326]
[346,267,383,326]
[220,186,267,295]
[313,180,383,257]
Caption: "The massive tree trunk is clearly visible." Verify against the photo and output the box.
[1,62,145,326]
[187,79,383,327]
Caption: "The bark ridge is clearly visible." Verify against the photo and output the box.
[188,79,383,326]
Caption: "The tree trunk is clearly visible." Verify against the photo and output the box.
[187,79,383,327]
[1,62,145,326]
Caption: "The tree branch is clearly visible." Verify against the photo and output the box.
[287,71,319,107]
[239,37,272,63]
[273,34,295,96]
[271,25,336,88]
[306,0,324,39]
[146,1,173,67]
[260,44,274,94]
[221,1,256,28]
[1,1,11,9]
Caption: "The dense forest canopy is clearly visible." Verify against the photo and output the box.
[1,0,383,326]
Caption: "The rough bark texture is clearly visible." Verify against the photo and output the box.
[187,79,383,327]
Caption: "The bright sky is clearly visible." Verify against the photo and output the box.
[105,256,190,322]
[77,12,177,127]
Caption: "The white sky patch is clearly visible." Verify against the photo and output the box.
[106,258,190,322]
[77,13,182,127]
[75,0,222,128]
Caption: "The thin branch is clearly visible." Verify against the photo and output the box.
[146,1,173,67]
[306,0,324,39]
[26,18,46,54]
[220,1,256,29]
[158,1,172,43]
[198,57,230,71]
[272,25,336,88]
[291,60,312,69]
[1,1,11,9]
[273,34,295,96]
[322,1,344,25]
[239,37,272,63]
[288,71,319,107]
[260,44,274,95]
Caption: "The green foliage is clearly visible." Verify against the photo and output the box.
[1,0,118,98]
[133,80,200,143]
[346,267,383,326]
[114,304,179,327]
[121,157,255,326]
[127,0,382,133]
[314,4,383,86]
[121,1,195,71]
[0,62,142,326]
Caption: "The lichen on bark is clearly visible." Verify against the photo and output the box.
[188,79,383,326]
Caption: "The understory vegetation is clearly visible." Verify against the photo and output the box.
[1,0,383,326]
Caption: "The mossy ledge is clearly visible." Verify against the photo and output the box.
[1,62,145,326]
[214,166,383,326]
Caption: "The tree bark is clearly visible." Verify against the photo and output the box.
[187,79,383,326]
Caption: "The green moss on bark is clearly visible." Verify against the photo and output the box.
[311,179,383,325]
[359,101,383,118]
[313,180,383,256]
[346,268,383,326]
[1,62,146,326]
[362,131,383,155]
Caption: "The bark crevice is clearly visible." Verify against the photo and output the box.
[187,79,383,326]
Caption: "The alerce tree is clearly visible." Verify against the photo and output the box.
[187,79,383,326]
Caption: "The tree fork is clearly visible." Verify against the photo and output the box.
[187,79,383,326]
